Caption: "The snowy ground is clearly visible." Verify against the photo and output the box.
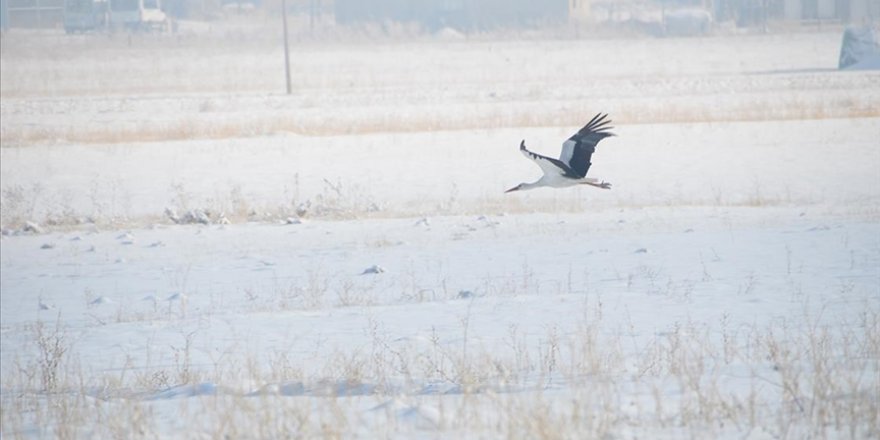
[1,26,879,439]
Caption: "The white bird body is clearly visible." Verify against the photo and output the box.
[513,171,598,192]
[507,113,615,193]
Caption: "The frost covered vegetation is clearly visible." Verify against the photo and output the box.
[1,22,879,439]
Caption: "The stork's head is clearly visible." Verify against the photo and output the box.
[506,140,529,193]
[506,181,540,193]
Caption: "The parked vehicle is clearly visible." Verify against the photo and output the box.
[109,0,168,32]
[839,26,880,70]
[64,0,109,33]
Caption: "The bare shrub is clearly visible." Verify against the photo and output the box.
[32,317,70,392]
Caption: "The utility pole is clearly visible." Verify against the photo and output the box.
[282,0,292,95]
[309,0,315,35]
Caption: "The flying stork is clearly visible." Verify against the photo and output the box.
[506,113,615,193]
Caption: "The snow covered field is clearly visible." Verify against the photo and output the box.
[1,26,879,439]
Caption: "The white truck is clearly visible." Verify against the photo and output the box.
[109,0,168,32]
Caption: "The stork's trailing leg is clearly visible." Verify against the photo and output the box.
[582,181,612,190]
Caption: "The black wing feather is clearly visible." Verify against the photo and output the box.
[564,113,615,178]
[519,140,579,178]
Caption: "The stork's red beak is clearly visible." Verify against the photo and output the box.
[505,186,519,193]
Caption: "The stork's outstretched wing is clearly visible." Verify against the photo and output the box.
[519,140,578,178]
[559,113,615,178]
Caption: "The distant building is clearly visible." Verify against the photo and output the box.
[721,0,877,24]
[1,0,65,29]
[782,0,877,22]
[334,0,592,31]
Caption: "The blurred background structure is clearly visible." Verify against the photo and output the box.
[1,0,877,33]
